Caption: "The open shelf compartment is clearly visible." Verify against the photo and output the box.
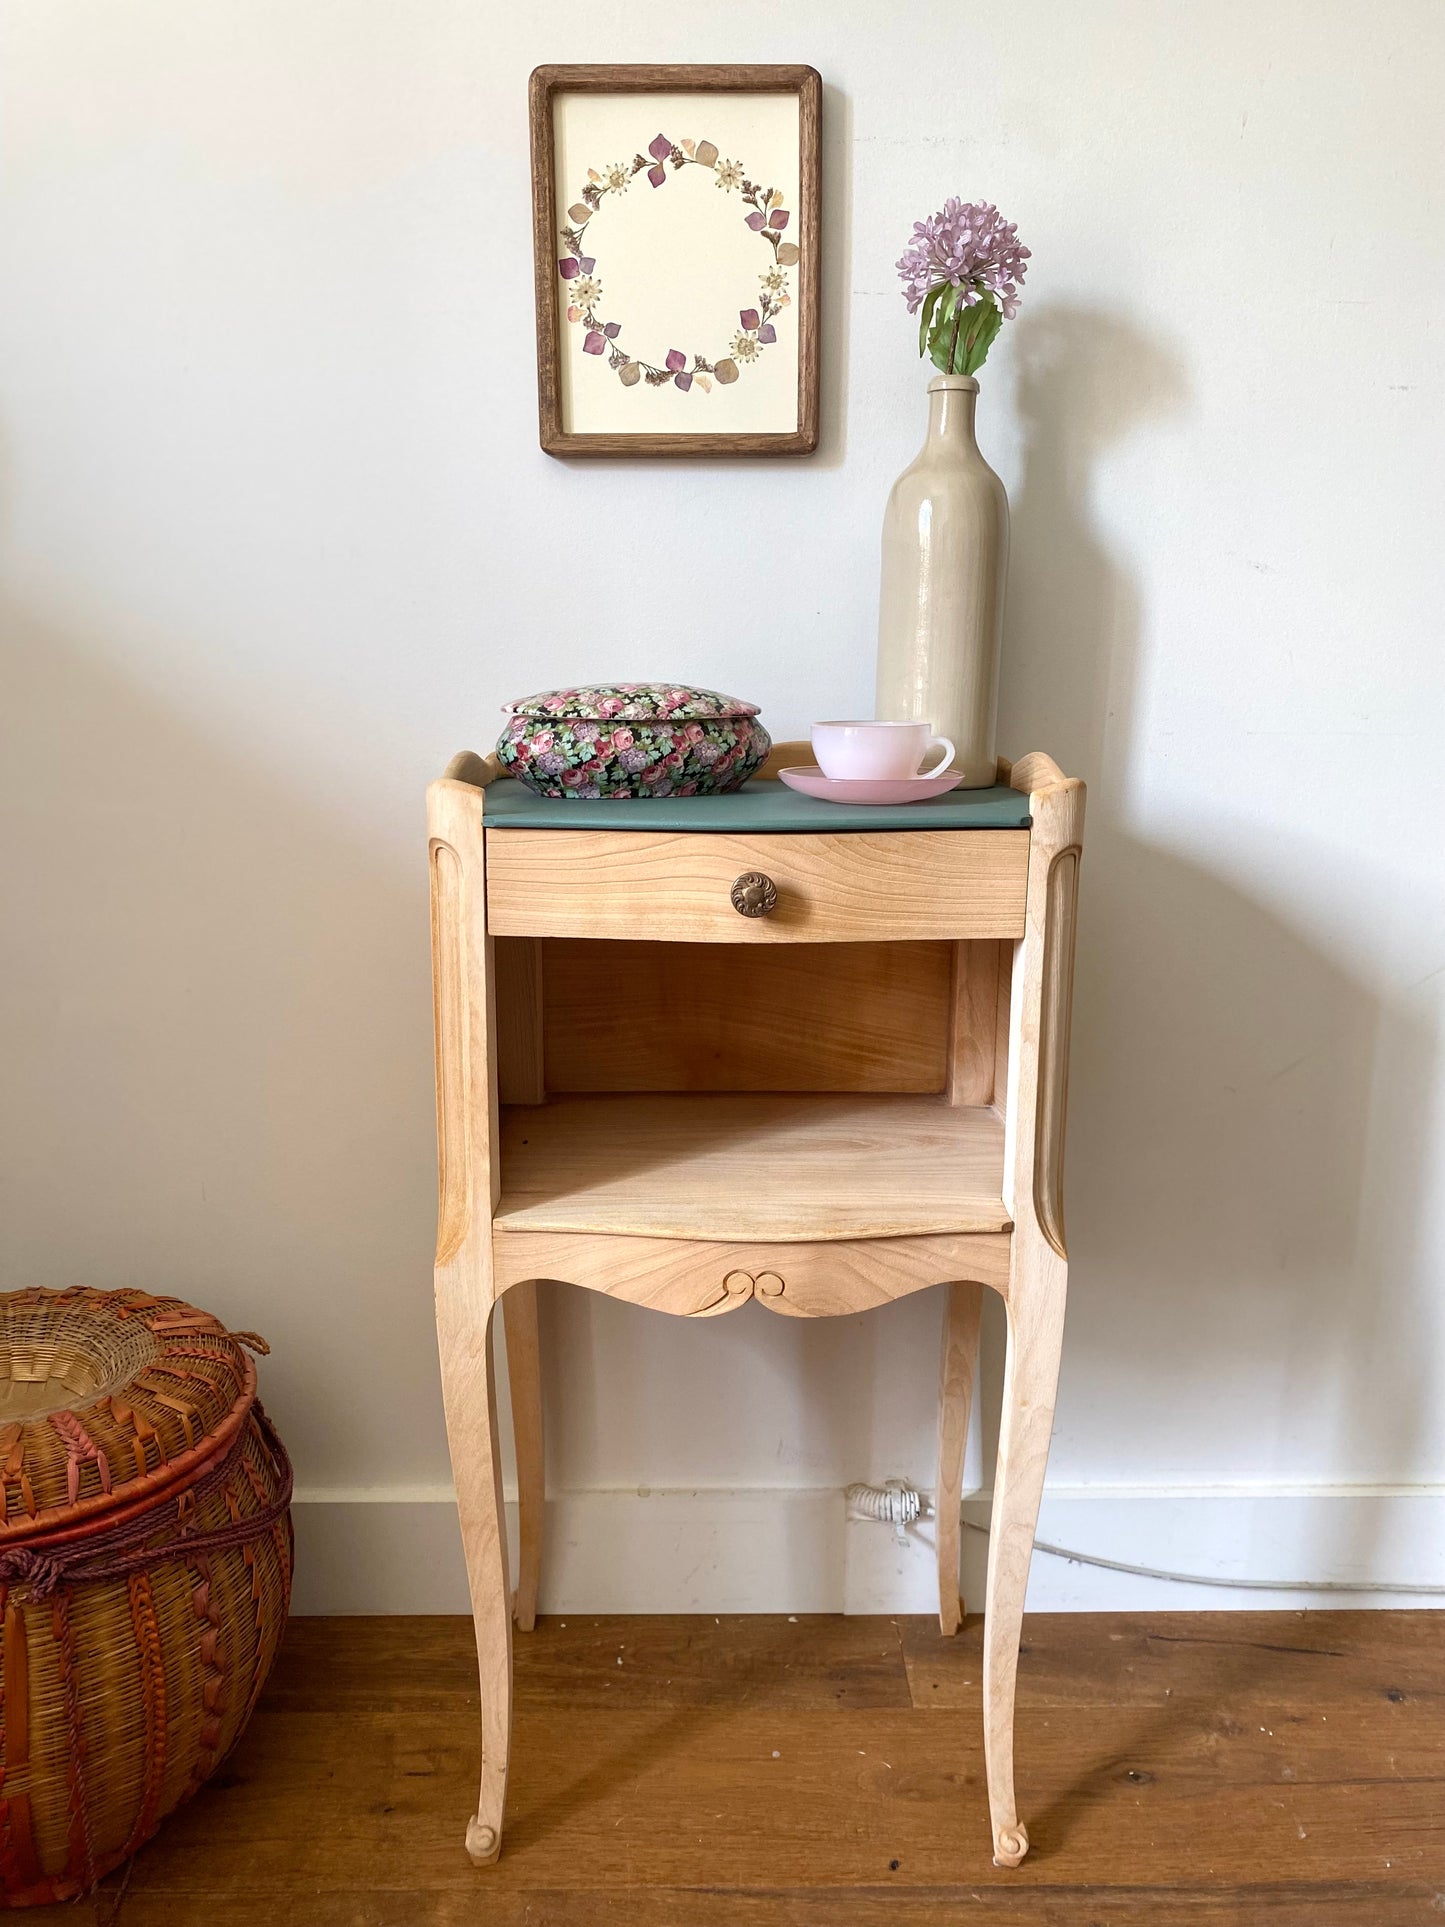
[492,934,1013,1246]
[495,1092,1008,1243]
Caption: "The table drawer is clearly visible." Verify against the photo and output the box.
[484,828,1029,942]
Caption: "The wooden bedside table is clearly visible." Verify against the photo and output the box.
[426,742,1084,1870]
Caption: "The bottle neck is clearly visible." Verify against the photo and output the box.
[926,382,979,450]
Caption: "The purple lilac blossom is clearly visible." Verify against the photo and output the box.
[896,199,1030,318]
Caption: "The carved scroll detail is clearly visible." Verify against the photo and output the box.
[693,1268,789,1315]
[1033,847,1080,1259]
[430,838,471,1265]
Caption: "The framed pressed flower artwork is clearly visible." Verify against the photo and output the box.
[529,64,821,457]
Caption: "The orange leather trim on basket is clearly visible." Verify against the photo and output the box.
[1,1596,29,1776]
[0,1353,257,1552]
[108,1398,162,1482]
[0,1593,45,1898]
[0,1429,36,1523]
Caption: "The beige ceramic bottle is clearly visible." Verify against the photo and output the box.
[875,373,1009,787]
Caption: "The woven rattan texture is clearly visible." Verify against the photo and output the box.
[0,1288,256,1536]
[0,1289,293,1907]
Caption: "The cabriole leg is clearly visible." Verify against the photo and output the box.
[936,1278,984,1635]
[503,1279,545,1633]
[436,1273,512,1866]
[981,1254,1067,1868]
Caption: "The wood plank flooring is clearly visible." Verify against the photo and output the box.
[30,1611,1445,1925]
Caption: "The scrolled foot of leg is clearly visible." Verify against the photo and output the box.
[465,1816,502,1866]
[991,1822,1029,1868]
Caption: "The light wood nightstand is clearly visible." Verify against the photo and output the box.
[426,741,1084,1870]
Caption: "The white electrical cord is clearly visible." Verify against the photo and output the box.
[847,1483,1445,1593]
[959,1517,1445,1596]
[846,1480,924,1526]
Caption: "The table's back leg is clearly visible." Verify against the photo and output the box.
[437,1277,513,1866]
[503,1279,545,1633]
[936,1277,985,1634]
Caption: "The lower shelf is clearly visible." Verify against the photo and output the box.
[494,1092,1010,1242]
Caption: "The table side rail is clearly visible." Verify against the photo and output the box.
[491,1227,1013,1316]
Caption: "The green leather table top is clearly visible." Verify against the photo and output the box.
[481,777,1032,833]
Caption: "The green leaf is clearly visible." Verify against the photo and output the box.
[928,287,966,373]
[961,296,1004,374]
[921,288,1007,376]
[917,283,948,360]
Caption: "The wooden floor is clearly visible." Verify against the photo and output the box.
[37,1610,1445,1925]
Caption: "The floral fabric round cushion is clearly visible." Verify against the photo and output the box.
[497,684,771,799]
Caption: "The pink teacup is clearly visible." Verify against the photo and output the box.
[811,720,955,782]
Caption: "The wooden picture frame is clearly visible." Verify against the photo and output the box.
[529,64,821,458]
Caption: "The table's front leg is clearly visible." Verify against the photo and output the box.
[981,1245,1066,1866]
[429,775,512,1865]
[436,1270,512,1866]
[982,756,1083,1866]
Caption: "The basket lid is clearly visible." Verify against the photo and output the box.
[0,1287,261,1543]
[503,683,761,723]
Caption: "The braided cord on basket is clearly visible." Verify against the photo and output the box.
[184,1554,227,1796]
[50,1594,95,1892]
[228,1473,272,1734]
[0,1410,293,1601]
[120,1571,168,1861]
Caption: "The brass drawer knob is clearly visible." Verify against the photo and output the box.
[730,872,778,918]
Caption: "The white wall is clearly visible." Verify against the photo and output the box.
[3,0,1443,1611]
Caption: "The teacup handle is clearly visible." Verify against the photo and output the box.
[920,735,955,778]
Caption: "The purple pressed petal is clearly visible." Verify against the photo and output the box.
[739,308,760,330]
[648,163,666,187]
[757,323,777,344]
[558,257,579,278]
[579,256,595,273]
[769,209,789,229]
[674,371,692,391]
[745,211,766,230]
[603,321,621,337]
[648,133,671,160]
[583,330,605,355]
[665,348,686,372]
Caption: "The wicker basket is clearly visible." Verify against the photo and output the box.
[0,1287,292,1906]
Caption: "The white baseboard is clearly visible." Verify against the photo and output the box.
[289,1483,1445,1615]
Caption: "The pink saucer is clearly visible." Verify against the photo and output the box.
[778,765,966,806]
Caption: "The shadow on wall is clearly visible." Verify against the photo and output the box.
[982,303,1436,1583]
[5,291,1435,1601]
[0,599,953,1588]
[815,81,853,470]
[0,605,450,1490]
